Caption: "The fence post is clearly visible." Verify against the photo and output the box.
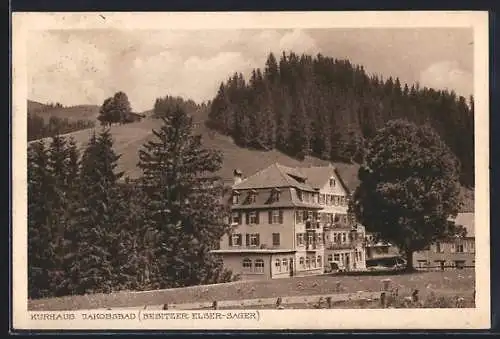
[380,292,386,308]
[162,304,168,310]
[381,279,391,291]
[276,297,284,309]
[212,301,218,310]
[326,296,332,309]
[411,289,419,303]
[335,281,342,292]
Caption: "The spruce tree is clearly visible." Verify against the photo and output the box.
[137,104,234,289]
[27,141,55,298]
[63,129,122,295]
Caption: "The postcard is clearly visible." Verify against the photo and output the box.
[12,11,490,330]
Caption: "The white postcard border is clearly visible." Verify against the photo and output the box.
[11,11,491,330]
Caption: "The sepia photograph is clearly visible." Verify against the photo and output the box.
[12,11,490,330]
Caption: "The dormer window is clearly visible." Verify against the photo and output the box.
[232,191,240,204]
[329,177,336,187]
[249,190,257,203]
[272,188,281,202]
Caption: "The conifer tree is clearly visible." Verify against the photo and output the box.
[28,141,55,298]
[137,104,234,288]
[64,129,122,295]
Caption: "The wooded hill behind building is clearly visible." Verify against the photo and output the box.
[27,50,475,300]
[207,52,474,188]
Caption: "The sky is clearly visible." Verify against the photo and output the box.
[27,28,473,112]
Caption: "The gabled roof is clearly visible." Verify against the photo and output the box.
[294,165,350,194]
[233,163,315,191]
[294,165,335,189]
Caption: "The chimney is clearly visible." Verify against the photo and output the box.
[233,169,243,185]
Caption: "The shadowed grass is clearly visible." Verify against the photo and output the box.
[28,269,475,311]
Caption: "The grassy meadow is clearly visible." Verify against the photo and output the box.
[29,269,475,311]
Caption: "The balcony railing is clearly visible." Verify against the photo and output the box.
[305,219,322,230]
[326,242,356,250]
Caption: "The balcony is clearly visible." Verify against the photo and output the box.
[305,219,322,230]
[305,243,318,252]
[326,242,356,250]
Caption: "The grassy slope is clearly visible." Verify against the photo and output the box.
[28,100,101,122]
[28,269,475,311]
[28,114,475,209]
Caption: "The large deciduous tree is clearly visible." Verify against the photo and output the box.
[349,119,462,271]
[98,91,132,126]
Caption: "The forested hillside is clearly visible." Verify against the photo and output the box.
[27,100,97,141]
[207,52,474,188]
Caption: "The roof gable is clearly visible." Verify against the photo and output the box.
[233,163,315,191]
[296,165,351,195]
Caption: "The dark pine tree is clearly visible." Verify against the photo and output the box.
[137,104,235,289]
[63,129,123,295]
[28,141,56,299]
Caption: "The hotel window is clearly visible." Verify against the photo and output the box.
[297,233,305,246]
[249,192,257,203]
[312,257,317,268]
[230,234,242,246]
[456,243,464,253]
[242,258,252,271]
[232,193,240,204]
[317,256,322,266]
[249,211,258,224]
[306,257,311,269]
[282,259,288,271]
[297,190,303,201]
[231,212,241,225]
[296,210,303,224]
[341,233,347,243]
[470,242,475,252]
[327,254,333,262]
[308,211,313,221]
[272,210,281,224]
[330,177,336,187]
[255,259,264,273]
[247,233,260,247]
[272,189,281,202]
[272,233,281,246]
[275,259,281,272]
[334,253,340,261]
[319,194,325,205]
[308,233,314,246]
[333,196,339,206]
[299,257,305,267]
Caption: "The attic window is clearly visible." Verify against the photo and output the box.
[288,174,306,184]
[249,190,257,203]
[329,177,336,187]
[232,190,240,204]
[297,190,303,201]
[272,188,281,202]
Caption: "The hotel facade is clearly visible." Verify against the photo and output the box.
[211,163,367,280]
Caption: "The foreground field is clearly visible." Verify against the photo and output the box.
[28,269,475,311]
